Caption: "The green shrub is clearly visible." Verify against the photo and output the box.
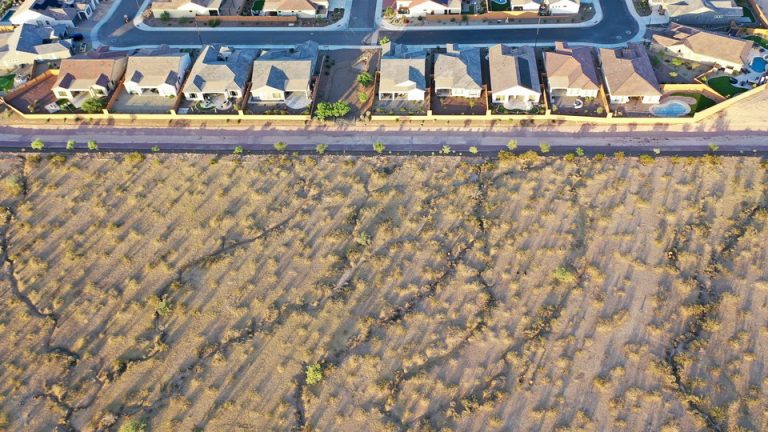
[372,141,386,154]
[30,139,44,151]
[305,363,323,385]
[118,418,147,432]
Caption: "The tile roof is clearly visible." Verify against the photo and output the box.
[183,45,256,94]
[599,44,661,98]
[651,23,753,66]
[544,42,600,91]
[434,45,482,92]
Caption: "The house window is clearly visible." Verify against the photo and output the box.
[229,90,239,97]
[187,92,198,99]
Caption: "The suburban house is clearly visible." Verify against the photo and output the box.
[598,44,662,105]
[10,0,81,27]
[649,0,747,25]
[124,51,192,98]
[433,45,482,98]
[0,24,72,69]
[182,45,255,102]
[487,44,541,109]
[650,23,755,72]
[509,0,542,12]
[260,0,329,18]
[150,0,221,18]
[250,42,318,104]
[548,0,580,14]
[395,0,462,17]
[52,54,128,105]
[378,43,427,101]
[544,42,600,98]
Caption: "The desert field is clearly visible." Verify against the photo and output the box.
[0,152,767,432]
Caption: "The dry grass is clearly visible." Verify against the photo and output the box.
[0,153,766,431]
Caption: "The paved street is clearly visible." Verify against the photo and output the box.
[93,0,640,48]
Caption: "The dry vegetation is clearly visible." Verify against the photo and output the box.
[1,152,767,431]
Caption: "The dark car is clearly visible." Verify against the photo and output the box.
[70,33,84,41]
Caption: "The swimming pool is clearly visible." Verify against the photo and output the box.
[649,100,691,117]
[750,57,767,73]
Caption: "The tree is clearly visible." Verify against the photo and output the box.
[507,138,518,151]
[315,143,328,155]
[708,143,719,153]
[30,139,44,151]
[357,71,374,87]
[357,91,369,103]
[539,142,551,154]
[151,145,160,152]
[372,141,386,154]
[440,145,452,155]
[575,147,585,157]
[87,140,98,151]
[160,11,171,21]
[81,97,105,114]
[314,101,350,120]
[469,146,479,154]
[66,139,75,150]
[379,36,390,45]
[233,145,244,155]
[273,141,287,152]
[305,363,323,385]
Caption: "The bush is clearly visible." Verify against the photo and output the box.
[357,91,369,103]
[553,266,576,283]
[639,154,655,166]
[372,141,386,154]
[81,97,105,114]
[87,140,98,151]
[305,363,323,385]
[539,142,551,154]
[273,142,287,152]
[118,418,147,432]
[159,10,170,21]
[469,146,478,154]
[357,72,374,87]
[315,143,328,154]
[151,145,160,152]
[30,139,44,151]
[314,101,350,120]
[233,145,244,155]
[66,139,75,150]
[126,152,145,164]
[507,138,518,151]
[440,145,451,155]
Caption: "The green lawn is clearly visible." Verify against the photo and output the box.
[746,35,768,49]
[251,0,265,11]
[0,74,15,91]
[707,76,748,97]
[671,92,717,112]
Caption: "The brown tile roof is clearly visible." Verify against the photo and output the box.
[545,42,600,91]
[651,23,753,66]
[599,44,661,98]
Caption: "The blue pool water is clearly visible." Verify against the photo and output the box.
[751,57,767,73]
[650,101,690,117]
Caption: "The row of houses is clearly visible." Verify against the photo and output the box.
[9,0,102,27]
[379,24,760,109]
[49,42,320,109]
[150,0,329,18]
[394,0,581,17]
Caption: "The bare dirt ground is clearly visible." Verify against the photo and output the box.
[1,153,767,431]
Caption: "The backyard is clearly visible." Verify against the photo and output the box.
[0,73,15,92]
[707,75,749,97]
[671,92,717,112]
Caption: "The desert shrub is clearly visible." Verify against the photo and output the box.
[66,139,75,150]
[507,139,518,151]
[156,299,172,317]
[125,152,145,164]
[469,146,478,154]
[306,363,323,385]
[233,145,244,155]
[638,154,655,166]
[87,140,98,151]
[372,141,386,154]
[539,142,551,154]
[118,418,146,432]
[575,147,585,157]
[440,145,452,154]
[273,142,287,152]
[614,151,625,160]
[315,143,328,154]
[553,266,576,283]
[2,175,23,196]
[50,154,67,166]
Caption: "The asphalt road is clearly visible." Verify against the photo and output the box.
[94,0,639,48]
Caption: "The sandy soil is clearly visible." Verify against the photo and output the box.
[0,153,766,431]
